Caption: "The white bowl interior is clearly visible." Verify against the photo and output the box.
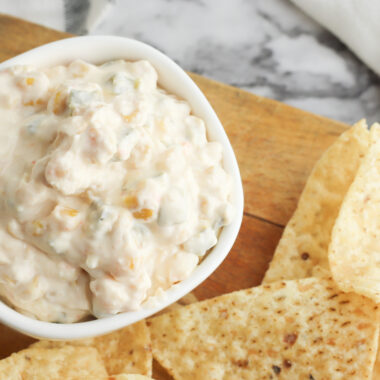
[0,36,244,340]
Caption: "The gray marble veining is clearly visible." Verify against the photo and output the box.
[91,0,380,125]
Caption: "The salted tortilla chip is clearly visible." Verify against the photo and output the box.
[149,277,379,380]
[261,121,379,378]
[0,345,107,379]
[329,124,380,303]
[263,120,369,283]
[33,320,152,376]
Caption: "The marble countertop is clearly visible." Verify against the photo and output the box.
[91,0,380,125]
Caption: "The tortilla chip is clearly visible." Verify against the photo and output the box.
[149,277,379,380]
[329,124,380,303]
[263,121,369,283]
[33,320,152,376]
[261,121,379,378]
[0,345,107,379]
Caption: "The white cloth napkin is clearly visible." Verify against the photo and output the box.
[0,0,112,34]
[290,0,380,76]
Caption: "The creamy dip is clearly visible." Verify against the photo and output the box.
[0,59,234,322]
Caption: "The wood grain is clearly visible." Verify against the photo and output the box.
[192,73,348,225]
[0,14,351,379]
[0,14,70,59]
[0,325,36,360]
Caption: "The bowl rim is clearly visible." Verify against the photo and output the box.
[0,35,244,340]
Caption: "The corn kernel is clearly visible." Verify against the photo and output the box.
[134,79,140,89]
[60,208,79,217]
[129,259,135,270]
[23,99,44,107]
[26,77,35,85]
[133,208,153,220]
[123,109,138,122]
[32,220,45,236]
[54,91,60,104]
[53,91,65,115]
[124,195,139,209]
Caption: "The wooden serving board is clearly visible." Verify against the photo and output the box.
[0,13,349,365]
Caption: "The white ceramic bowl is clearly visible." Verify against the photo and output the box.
[0,36,244,340]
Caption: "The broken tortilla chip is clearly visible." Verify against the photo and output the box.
[0,345,107,380]
[32,320,152,376]
[263,121,369,283]
[149,277,379,380]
